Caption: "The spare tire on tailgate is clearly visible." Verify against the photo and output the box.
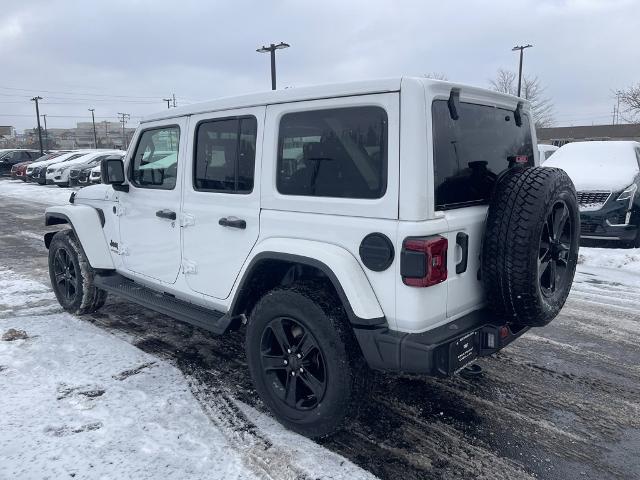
[482,166,579,327]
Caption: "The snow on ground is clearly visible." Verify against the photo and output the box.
[0,268,375,480]
[577,246,640,287]
[0,179,75,205]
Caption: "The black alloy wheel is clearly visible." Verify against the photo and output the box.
[539,200,575,297]
[52,247,79,303]
[259,316,327,411]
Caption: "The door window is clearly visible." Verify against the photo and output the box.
[193,116,257,193]
[130,126,180,190]
[276,106,387,199]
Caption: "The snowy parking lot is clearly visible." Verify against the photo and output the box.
[1,179,640,480]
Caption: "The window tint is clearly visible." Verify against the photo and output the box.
[130,126,180,190]
[194,116,257,193]
[432,100,534,210]
[277,106,387,199]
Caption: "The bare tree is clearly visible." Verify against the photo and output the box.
[615,83,640,123]
[489,68,554,128]
[424,72,448,81]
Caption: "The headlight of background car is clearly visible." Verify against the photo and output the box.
[616,183,637,204]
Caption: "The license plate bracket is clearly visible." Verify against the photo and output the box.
[449,330,479,372]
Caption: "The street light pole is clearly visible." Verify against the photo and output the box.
[256,42,290,90]
[30,96,44,155]
[512,44,533,97]
[88,108,98,148]
[41,114,48,151]
[162,98,172,109]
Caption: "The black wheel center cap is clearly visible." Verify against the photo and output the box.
[287,354,301,370]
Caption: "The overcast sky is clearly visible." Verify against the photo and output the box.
[1,0,638,132]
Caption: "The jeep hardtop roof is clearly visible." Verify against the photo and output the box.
[142,77,525,124]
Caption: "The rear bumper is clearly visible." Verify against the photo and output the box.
[354,309,529,376]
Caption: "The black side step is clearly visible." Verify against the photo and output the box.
[94,273,236,335]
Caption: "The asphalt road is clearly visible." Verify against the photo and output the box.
[1,189,639,480]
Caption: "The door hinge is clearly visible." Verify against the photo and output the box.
[180,213,195,228]
[182,260,197,275]
[114,205,126,216]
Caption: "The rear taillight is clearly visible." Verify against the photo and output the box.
[400,236,448,287]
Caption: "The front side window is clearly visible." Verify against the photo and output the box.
[194,116,257,193]
[277,106,387,199]
[130,126,180,190]
[432,100,534,210]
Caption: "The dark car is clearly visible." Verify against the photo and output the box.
[546,141,640,248]
[69,153,120,187]
[0,149,41,176]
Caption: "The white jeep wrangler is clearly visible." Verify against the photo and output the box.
[44,78,579,438]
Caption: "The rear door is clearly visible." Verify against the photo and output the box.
[431,99,535,318]
[119,119,187,284]
[181,107,264,299]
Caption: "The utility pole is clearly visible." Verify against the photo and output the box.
[41,114,48,151]
[30,96,44,155]
[117,113,130,149]
[256,42,290,90]
[615,92,621,125]
[162,98,172,109]
[172,93,176,108]
[88,108,98,148]
[512,44,533,97]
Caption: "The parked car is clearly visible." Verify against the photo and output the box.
[0,149,42,176]
[29,151,93,185]
[538,144,558,162]
[44,78,579,438]
[11,152,65,181]
[69,153,121,186]
[49,150,125,187]
[26,151,77,182]
[546,141,640,247]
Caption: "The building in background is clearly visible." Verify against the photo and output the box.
[16,122,137,150]
[0,126,16,148]
[538,124,640,147]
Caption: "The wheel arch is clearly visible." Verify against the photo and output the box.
[230,241,386,327]
[45,205,114,270]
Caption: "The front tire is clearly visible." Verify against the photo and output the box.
[48,230,107,315]
[245,283,367,438]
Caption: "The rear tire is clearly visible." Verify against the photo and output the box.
[482,167,579,327]
[245,283,367,438]
[48,230,107,315]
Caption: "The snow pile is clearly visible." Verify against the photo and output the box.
[578,247,640,274]
[545,141,639,191]
[0,268,374,480]
[0,179,75,205]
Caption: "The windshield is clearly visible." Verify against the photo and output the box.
[432,100,534,210]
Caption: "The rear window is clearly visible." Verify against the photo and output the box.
[277,106,387,199]
[432,100,534,210]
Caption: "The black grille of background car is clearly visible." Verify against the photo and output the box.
[69,169,80,178]
[580,221,599,234]
[577,191,610,205]
[32,167,41,175]
[79,171,90,182]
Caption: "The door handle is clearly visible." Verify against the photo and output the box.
[156,209,176,220]
[456,232,469,274]
[218,217,246,229]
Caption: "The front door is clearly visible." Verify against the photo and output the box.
[119,119,187,284]
[181,107,264,299]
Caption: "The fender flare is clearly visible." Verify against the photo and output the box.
[230,238,386,326]
[45,205,114,270]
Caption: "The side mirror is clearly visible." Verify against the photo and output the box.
[101,157,128,192]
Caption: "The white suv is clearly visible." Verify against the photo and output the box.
[44,78,580,438]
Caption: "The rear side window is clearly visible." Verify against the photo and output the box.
[194,116,257,193]
[130,126,180,190]
[277,106,387,199]
[432,100,534,210]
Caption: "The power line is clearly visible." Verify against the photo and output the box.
[0,85,167,100]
